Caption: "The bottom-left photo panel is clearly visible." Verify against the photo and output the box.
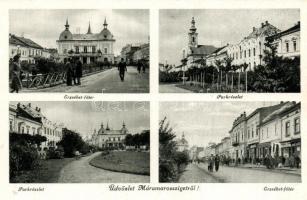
[9,101,150,183]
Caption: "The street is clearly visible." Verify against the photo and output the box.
[23,66,149,93]
[58,152,150,183]
[159,83,193,93]
[178,163,301,183]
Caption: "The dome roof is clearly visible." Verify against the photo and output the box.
[98,28,113,40]
[59,30,73,40]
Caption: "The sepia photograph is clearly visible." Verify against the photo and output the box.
[159,101,301,183]
[9,9,149,93]
[159,9,300,93]
[9,101,150,183]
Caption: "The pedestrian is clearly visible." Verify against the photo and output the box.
[294,153,300,168]
[65,58,73,86]
[118,58,127,81]
[208,154,215,172]
[75,59,83,85]
[71,58,77,85]
[137,60,142,74]
[10,54,23,93]
[142,61,146,73]
[215,154,220,172]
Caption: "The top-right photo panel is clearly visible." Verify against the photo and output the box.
[159,9,300,93]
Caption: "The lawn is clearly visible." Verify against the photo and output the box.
[90,151,150,175]
[10,158,75,183]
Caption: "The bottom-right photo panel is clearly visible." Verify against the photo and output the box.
[159,101,301,183]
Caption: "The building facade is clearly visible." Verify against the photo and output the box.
[9,34,45,64]
[182,17,217,70]
[229,112,247,163]
[57,19,115,64]
[90,122,128,149]
[9,103,62,149]
[280,102,301,164]
[176,133,189,152]
[267,22,300,58]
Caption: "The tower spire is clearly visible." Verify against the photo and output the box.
[190,17,197,32]
[103,17,108,29]
[188,17,198,48]
[87,21,92,34]
[65,18,70,30]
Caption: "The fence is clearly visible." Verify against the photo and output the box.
[22,66,112,89]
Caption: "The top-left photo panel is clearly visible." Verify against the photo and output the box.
[9,9,150,93]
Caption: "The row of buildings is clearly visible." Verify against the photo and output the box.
[180,17,300,71]
[10,18,149,66]
[9,103,63,149]
[199,102,301,166]
[9,34,55,64]
[120,42,150,65]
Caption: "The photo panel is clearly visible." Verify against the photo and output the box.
[9,101,150,183]
[159,101,301,183]
[159,9,300,93]
[9,9,150,93]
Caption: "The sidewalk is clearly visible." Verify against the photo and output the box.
[229,163,301,176]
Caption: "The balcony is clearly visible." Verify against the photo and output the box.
[232,141,239,147]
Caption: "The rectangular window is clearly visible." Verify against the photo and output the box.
[248,49,251,57]
[10,120,13,131]
[293,41,297,52]
[104,48,107,54]
[285,121,290,137]
[84,46,87,53]
[92,46,96,53]
[286,42,289,52]
[244,50,246,58]
[253,48,256,56]
[75,46,79,53]
[294,118,300,134]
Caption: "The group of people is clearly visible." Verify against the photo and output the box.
[64,57,83,86]
[137,60,146,74]
[207,154,220,172]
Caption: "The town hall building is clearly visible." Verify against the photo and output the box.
[90,121,128,149]
[57,18,115,64]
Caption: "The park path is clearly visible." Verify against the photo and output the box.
[23,66,149,93]
[159,83,193,93]
[58,152,149,183]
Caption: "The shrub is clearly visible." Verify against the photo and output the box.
[47,148,64,159]
[10,143,40,179]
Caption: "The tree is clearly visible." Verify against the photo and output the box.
[224,56,233,90]
[57,128,86,157]
[251,40,300,92]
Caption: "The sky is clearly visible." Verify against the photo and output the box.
[159,101,281,148]
[12,101,150,138]
[9,9,149,55]
[159,9,300,65]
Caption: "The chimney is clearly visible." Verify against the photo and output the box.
[297,21,300,26]
[253,27,256,31]
[261,22,264,28]
[38,108,41,112]
[17,103,20,108]
[265,21,268,25]
[280,101,284,104]
[28,103,31,107]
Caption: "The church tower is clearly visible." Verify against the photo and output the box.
[188,17,198,48]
